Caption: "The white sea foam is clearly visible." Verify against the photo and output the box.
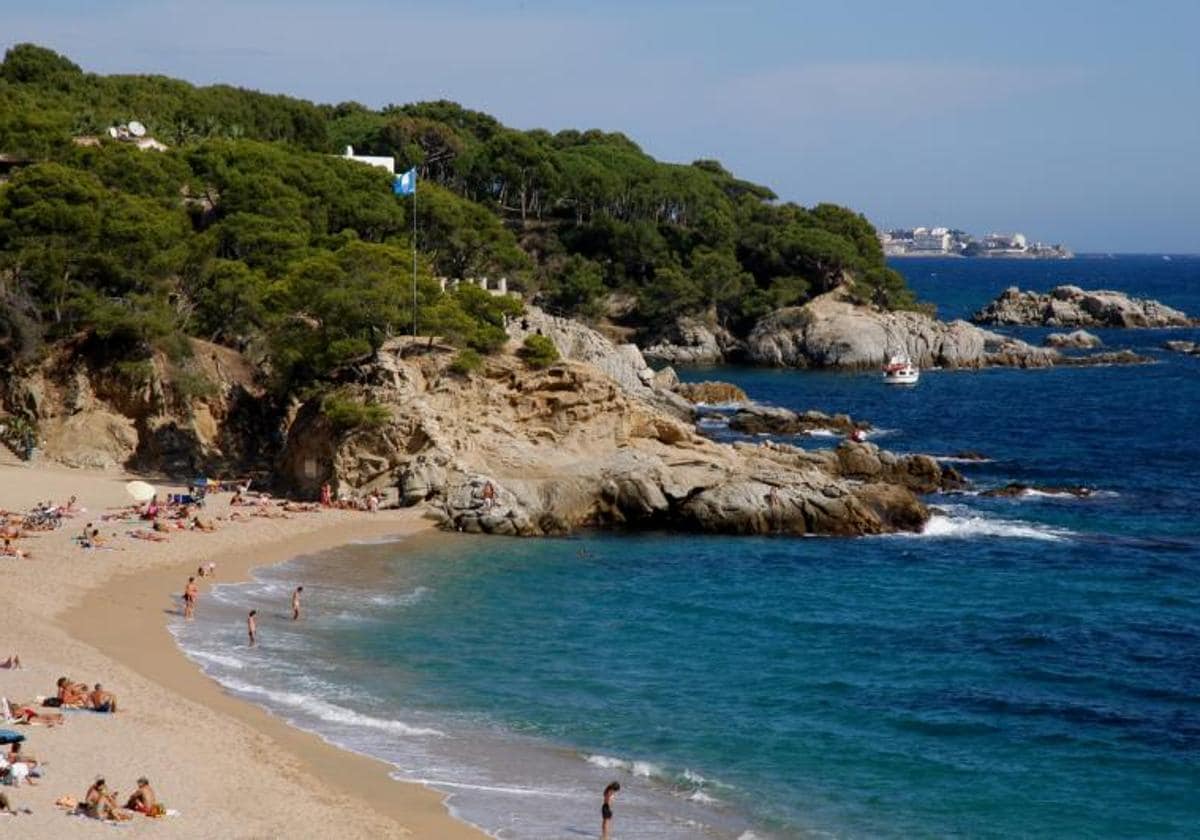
[584,754,663,779]
[933,455,994,464]
[808,429,839,438]
[397,777,573,797]
[863,427,897,439]
[218,676,444,736]
[370,586,432,607]
[689,790,719,804]
[915,513,1072,542]
[186,650,246,670]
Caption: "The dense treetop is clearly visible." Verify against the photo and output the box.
[0,43,915,393]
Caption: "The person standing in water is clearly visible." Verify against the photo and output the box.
[183,576,198,620]
[601,781,620,838]
[247,610,257,646]
[291,586,303,621]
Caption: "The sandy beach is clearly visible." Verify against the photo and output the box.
[0,450,485,838]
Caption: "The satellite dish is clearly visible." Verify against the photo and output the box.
[128,121,147,137]
[107,126,120,138]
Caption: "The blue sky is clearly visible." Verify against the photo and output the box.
[4,0,1198,251]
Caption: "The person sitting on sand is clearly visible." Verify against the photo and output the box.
[89,683,118,713]
[192,516,216,532]
[62,495,80,514]
[82,778,131,821]
[141,498,159,520]
[124,777,164,816]
[7,742,38,770]
[0,653,20,669]
[0,538,29,559]
[56,676,89,707]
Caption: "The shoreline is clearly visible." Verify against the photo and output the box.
[69,512,490,840]
[0,456,485,838]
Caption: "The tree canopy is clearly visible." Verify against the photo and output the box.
[0,43,916,384]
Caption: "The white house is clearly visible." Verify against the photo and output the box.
[342,145,395,174]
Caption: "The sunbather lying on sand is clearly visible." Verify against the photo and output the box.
[128,529,169,542]
[0,654,20,669]
[10,704,64,726]
[88,684,118,713]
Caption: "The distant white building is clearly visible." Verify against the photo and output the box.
[342,145,395,174]
[983,233,1028,252]
[911,226,951,253]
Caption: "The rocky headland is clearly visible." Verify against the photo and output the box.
[972,285,1196,328]
[275,316,962,538]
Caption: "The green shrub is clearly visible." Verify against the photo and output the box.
[321,390,390,433]
[449,348,483,375]
[172,369,218,401]
[520,334,559,369]
[114,359,155,384]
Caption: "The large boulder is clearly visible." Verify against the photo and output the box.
[642,316,746,365]
[508,306,694,421]
[746,291,1047,369]
[973,286,1196,328]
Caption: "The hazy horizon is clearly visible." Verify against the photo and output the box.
[4,0,1198,252]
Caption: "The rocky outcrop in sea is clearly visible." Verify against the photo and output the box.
[277,319,962,538]
[743,289,1153,370]
[972,285,1196,328]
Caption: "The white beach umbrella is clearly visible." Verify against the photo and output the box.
[125,480,156,502]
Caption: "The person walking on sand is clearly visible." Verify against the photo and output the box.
[247,610,257,646]
[601,781,620,839]
[183,576,198,620]
[291,586,303,621]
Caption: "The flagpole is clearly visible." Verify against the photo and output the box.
[411,171,418,337]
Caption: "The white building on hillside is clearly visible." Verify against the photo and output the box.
[342,145,395,174]
[911,226,951,253]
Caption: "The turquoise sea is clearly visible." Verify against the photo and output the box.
[174,256,1200,838]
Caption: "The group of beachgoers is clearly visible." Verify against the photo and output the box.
[0,669,153,821]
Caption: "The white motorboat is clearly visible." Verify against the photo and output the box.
[882,354,919,385]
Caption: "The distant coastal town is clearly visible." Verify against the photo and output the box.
[880,227,1073,259]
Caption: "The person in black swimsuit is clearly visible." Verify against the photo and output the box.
[601,781,620,838]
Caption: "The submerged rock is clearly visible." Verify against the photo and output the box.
[1044,330,1103,349]
[982,482,1093,498]
[672,380,749,405]
[973,285,1196,328]
[1163,340,1200,356]
[728,405,865,436]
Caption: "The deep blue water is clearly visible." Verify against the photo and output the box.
[176,256,1200,839]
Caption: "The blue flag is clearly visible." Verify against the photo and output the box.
[394,167,417,196]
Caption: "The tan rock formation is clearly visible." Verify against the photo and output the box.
[278,333,959,538]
